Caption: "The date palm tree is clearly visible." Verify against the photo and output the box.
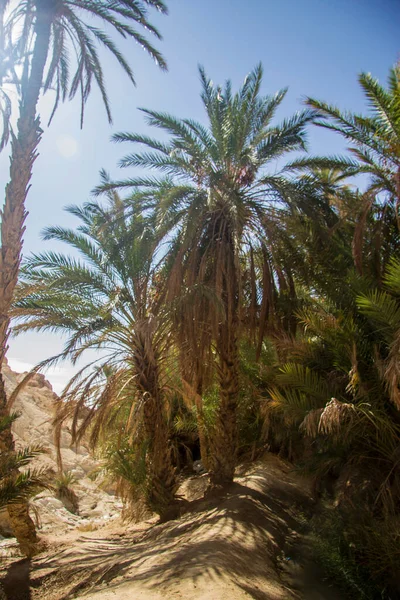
[13,183,177,516]
[102,64,313,484]
[0,413,51,556]
[0,0,167,553]
[289,64,400,250]
[264,259,400,590]
[292,64,400,196]
[0,1,18,152]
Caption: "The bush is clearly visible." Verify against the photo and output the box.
[54,471,79,514]
[309,504,400,599]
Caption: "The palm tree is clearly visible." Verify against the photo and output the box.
[101,64,313,485]
[0,0,167,552]
[13,185,177,516]
[293,64,400,197]
[0,1,19,152]
[289,64,400,247]
[0,413,50,556]
[357,257,400,410]
[264,262,400,590]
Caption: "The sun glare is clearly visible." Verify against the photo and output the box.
[56,134,79,159]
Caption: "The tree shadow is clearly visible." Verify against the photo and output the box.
[2,559,31,600]
[28,475,310,599]
[0,460,342,600]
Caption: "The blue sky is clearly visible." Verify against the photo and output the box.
[1,0,399,392]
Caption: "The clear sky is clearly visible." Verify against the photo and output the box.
[1,0,399,392]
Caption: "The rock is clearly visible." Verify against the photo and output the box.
[179,474,209,501]
[25,372,53,390]
[1,363,121,543]
[193,460,206,474]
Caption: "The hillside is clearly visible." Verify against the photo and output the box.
[0,362,121,547]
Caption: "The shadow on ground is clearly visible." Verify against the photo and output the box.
[2,559,31,600]
[0,456,343,600]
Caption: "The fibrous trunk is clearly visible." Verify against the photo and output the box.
[195,391,209,469]
[0,4,52,555]
[143,398,177,515]
[135,325,177,516]
[210,318,240,485]
[209,226,240,486]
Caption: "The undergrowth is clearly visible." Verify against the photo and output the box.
[309,505,400,600]
[54,471,79,514]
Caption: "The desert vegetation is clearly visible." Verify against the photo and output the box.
[0,1,398,598]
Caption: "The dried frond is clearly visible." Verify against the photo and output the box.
[318,398,355,437]
[300,408,324,437]
[384,328,400,410]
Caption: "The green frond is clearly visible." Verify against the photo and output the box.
[0,468,51,508]
[112,132,171,154]
[305,64,400,204]
[357,291,400,341]
[5,0,168,126]
[0,412,19,433]
[286,155,361,174]
[359,71,400,142]
[383,258,400,295]
[0,446,46,479]
[276,363,330,403]
[267,386,319,426]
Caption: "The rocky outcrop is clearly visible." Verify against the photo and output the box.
[0,361,121,551]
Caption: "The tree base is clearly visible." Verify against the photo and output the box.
[158,499,190,523]
[8,503,41,558]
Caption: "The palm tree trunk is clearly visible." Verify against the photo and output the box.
[0,3,52,556]
[210,233,240,486]
[0,0,53,354]
[195,390,209,469]
[210,318,240,485]
[135,326,177,516]
[142,395,176,515]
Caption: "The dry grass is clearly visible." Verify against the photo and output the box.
[77,522,99,533]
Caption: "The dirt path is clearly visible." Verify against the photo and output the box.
[1,455,342,600]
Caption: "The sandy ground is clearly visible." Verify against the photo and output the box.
[0,455,343,600]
